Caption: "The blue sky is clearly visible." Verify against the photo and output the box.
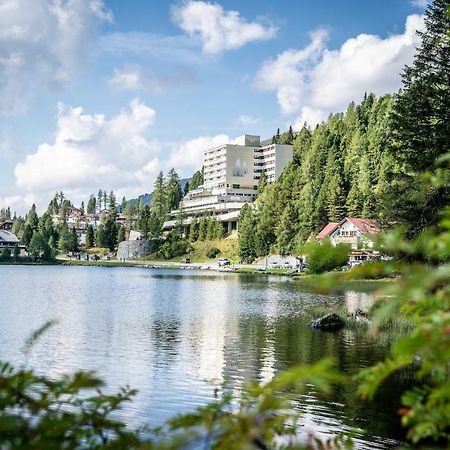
[0,0,427,214]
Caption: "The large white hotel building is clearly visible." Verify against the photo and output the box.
[163,135,293,233]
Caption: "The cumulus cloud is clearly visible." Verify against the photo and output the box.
[14,99,160,201]
[0,0,112,114]
[108,64,196,93]
[166,134,230,175]
[254,14,424,128]
[0,194,38,213]
[171,1,276,54]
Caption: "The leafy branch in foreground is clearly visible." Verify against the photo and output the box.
[0,358,348,450]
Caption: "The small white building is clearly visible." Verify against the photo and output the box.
[317,217,380,251]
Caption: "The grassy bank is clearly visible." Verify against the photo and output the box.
[61,260,147,268]
[140,239,239,263]
[0,260,63,266]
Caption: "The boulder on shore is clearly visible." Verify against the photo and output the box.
[309,313,344,330]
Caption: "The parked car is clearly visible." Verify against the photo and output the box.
[283,261,292,269]
[269,261,280,269]
[218,258,231,267]
[180,258,191,264]
[102,256,111,261]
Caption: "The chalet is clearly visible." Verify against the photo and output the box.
[317,217,379,249]
[0,230,27,255]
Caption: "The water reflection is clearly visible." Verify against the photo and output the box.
[0,266,405,448]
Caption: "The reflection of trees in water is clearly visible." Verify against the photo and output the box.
[150,318,182,365]
[222,312,408,445]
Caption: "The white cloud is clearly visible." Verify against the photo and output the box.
[108,64,196,93]
[0,0,111,114]
[14,99,160,202]
[171,1,276,54]
[410,0,428,8]
[253,29,328,116]
[166,134,230,175]
[254,15,425,128]
[0,194,37,213]
[236,115,260,128]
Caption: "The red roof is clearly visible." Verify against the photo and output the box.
[345,217,380,235]
[316,217,380,240]
[316,222,339,240]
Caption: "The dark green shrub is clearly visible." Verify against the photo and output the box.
[303,240,350,274]
[206,247,221,259]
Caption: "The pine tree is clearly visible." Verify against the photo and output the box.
[276,203,297,256]
[189,169,204,191]
[108,191,116,211]
[383,0,450,233]
[152,172,166,218]
[257,170,267,195]
[97,190,103,212]
[27,204,39,231]
[165,168,182,212]
[189,217,199,242]
[117,226,126,244]
[87,195,96,214]
[21,224,33,246]
[197,217,208,241]
[85,225,94,248]
[238,204,257,263]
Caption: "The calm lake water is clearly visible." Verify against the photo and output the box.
[0,265,406,448]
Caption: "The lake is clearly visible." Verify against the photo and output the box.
[0,265,405,448]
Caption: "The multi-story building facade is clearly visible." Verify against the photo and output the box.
[163,135,293,233]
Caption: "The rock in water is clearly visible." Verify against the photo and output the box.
[309,313,344,330]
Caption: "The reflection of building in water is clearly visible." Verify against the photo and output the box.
[177,275,240,384]
[345,290,372,315]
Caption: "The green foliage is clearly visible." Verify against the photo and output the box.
[241,94,395,259]
[0,354,344,450]
[303,240,351,274]
[0,362,146,449]
[381,0,450,234]
[117,226,126,244]
[188,169,204,192]
[0,247,11,262]
[206,247,220,259]
[238,204,257,263]
[86,224,95,248]
[13,243,20,261]
[158,232,192,260]
[58,225,78,254]
[28,231,52,261]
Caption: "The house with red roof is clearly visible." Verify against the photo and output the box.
[316,217,380,250]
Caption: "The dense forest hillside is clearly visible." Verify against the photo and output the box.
[239,93,395,258]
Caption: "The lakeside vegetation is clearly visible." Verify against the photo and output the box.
[0,1,449,448]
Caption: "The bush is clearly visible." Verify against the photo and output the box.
[303,239,350,274]
[206,247,221,259]
[0,247,11,262]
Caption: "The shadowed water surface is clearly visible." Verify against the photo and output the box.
[0,265,405,448]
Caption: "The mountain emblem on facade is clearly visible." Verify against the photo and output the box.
[232,157,248,177]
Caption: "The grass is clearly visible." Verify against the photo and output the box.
[140,239,239,263]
